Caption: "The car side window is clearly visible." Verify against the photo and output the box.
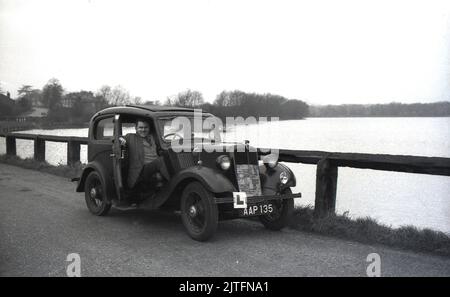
[95,117,114,140]
[121,122,136,136]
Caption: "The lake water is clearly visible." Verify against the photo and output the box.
[1,117,449,234]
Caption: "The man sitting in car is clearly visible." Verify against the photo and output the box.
[119,119,164,190]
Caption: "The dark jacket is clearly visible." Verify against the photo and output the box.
[124,133,148,188]
[123,133,169,188]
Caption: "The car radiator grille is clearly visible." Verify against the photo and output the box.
[234,151,262,197]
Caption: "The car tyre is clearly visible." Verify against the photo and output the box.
[259,188,294,230]
[180,182,218,241]
[84,171,112,216]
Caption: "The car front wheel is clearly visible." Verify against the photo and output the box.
[84,171,112,216]
[180,182,218,241]
[259,188,294,230]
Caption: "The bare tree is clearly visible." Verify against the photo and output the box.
[111,86,131,105]
[214,90,248,107]
[97,85,131,106]
[133,96,142,105]
[173,89,204,107]
[97,85,112,101]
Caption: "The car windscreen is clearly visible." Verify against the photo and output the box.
[158,116,223,143]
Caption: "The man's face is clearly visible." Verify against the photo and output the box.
[136,121,150,138]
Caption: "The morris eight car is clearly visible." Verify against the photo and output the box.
[75,105,301,241]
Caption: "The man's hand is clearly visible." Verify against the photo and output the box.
[119,136,126,146]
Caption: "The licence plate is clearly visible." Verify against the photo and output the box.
[240,203,273,217]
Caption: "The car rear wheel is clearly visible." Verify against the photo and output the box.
[180,182,218,241]
[259,188,294,230]
[84,171,112,216]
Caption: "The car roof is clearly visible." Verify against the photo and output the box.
[127,105,197,112]
[92,105,213,120]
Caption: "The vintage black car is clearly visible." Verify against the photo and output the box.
[75,105,301,241]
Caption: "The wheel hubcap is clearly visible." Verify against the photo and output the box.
[184,193,206,232]
[189,205,197,217]
[90,187,97,199]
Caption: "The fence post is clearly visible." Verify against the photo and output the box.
[6,135,16,156]
[314,157,338,218]
[67,140,81,166]
[34,136,46,162]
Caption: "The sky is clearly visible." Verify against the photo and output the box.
[0,0,449,105]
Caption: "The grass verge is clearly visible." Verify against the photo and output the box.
[1,154,449,257]
[290,206,450,257]
[0,154,83,179]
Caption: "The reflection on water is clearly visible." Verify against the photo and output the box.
[1,118,449,233]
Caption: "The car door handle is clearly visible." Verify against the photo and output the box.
[110,153,125,159]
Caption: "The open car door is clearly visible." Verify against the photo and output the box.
[112,114,124,201]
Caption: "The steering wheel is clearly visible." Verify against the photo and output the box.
[163,132,183,141]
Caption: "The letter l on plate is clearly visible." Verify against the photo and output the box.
[233,192,247,209]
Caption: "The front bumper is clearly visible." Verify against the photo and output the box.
[214,192,301,204]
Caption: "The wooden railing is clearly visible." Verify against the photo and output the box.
[0,132,88,166]
[1,131,449,218]
[262,149,450,218]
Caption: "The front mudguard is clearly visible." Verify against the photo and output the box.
[170,166,237,194]
[170,164,295,196]
[154,166,236,210]
[260,162,296,195]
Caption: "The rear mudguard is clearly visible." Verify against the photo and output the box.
[75,162,117,201]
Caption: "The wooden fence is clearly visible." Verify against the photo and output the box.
[0,132,87,166]
[267,149,450,218]
[1,132,449,218]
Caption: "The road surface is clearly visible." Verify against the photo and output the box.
[0,163,449,276]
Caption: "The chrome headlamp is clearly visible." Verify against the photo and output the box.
[216,155,231,170]
[280,171,289,184]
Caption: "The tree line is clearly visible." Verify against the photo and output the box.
[309,102,450,117]
[4,81,310,122]
[0,78,143,122]
[165,89,309,120]
[4,79,448,121]
[3,78,309,123]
